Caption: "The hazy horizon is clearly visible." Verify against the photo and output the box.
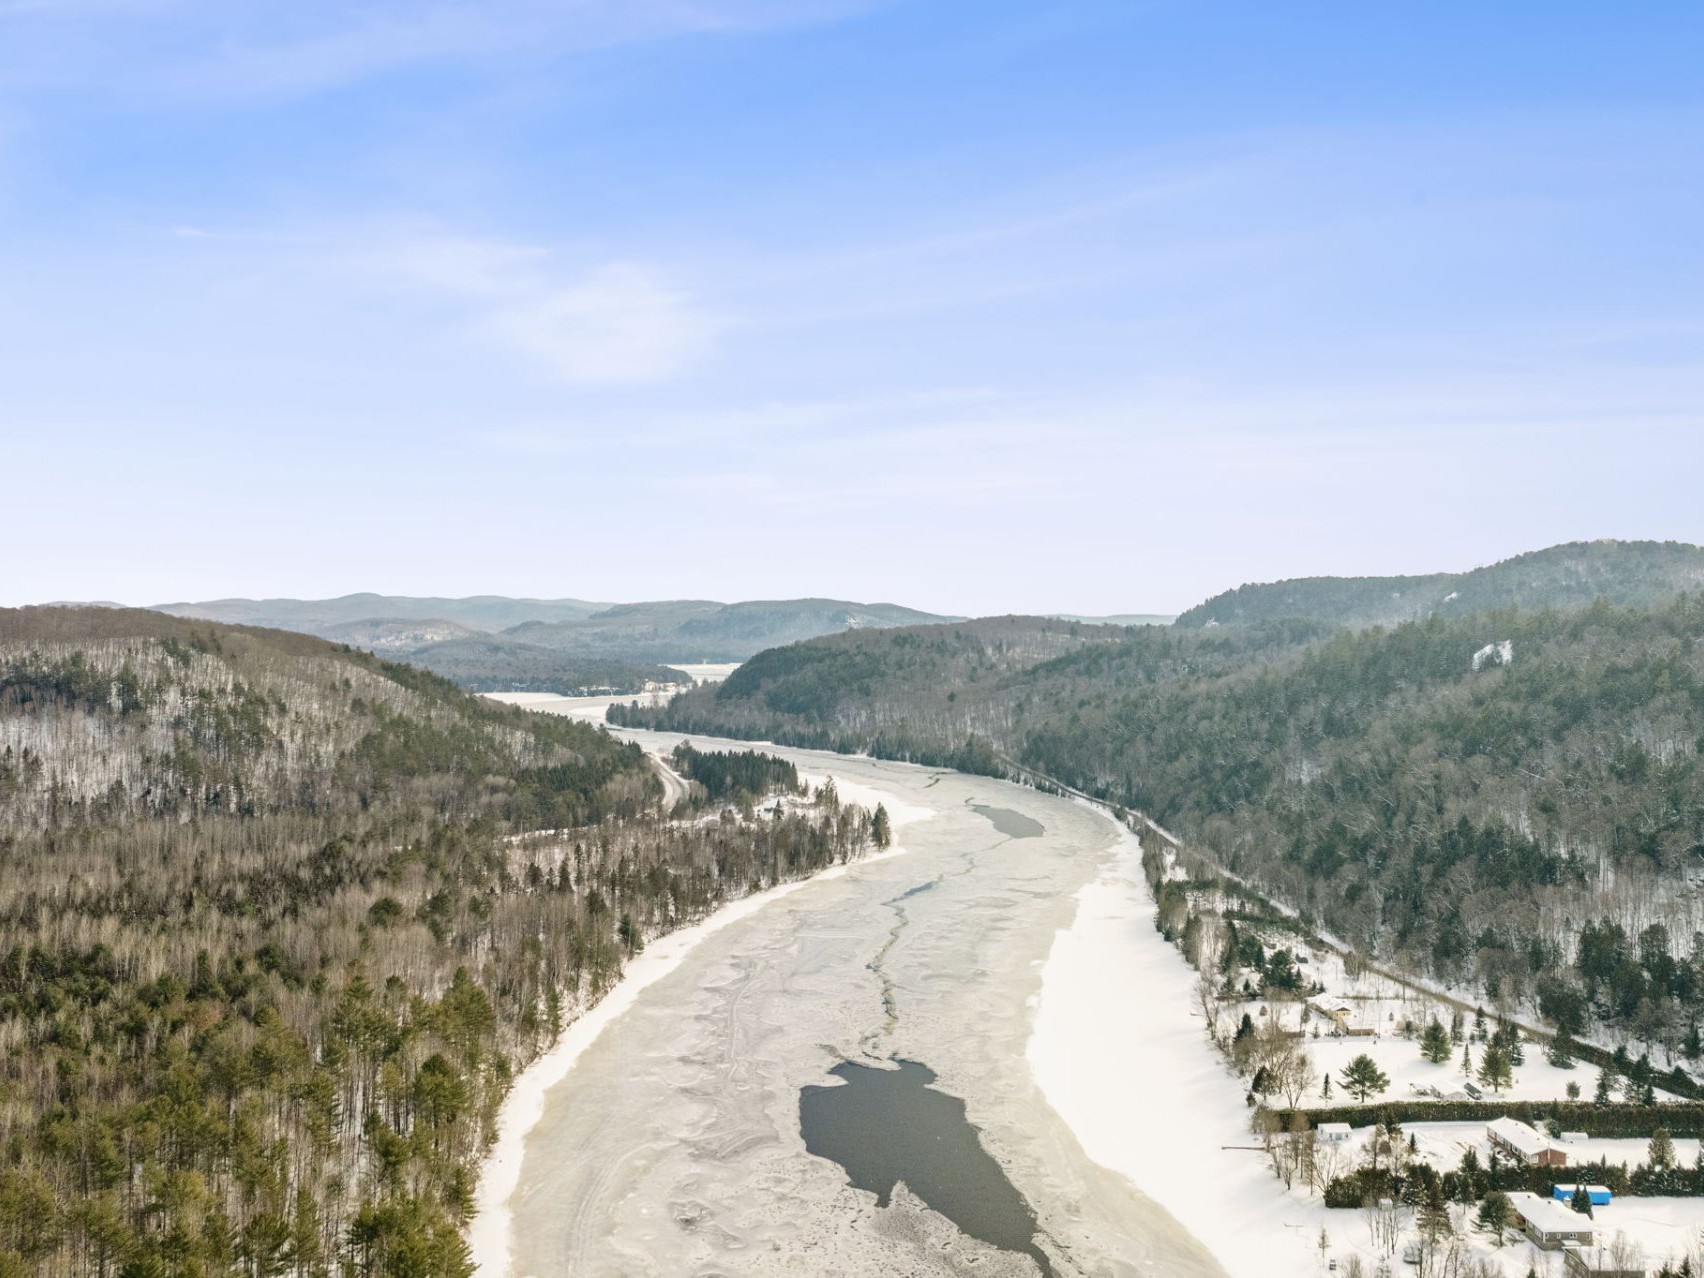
[4,2,1700,614]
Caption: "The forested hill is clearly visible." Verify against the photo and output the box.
[1176,539,1704,630]
[616,597,1704,1060]
[144,594,958,690]
[317,622,691,697]
[504,597,959,662]
[152,592,610,632]
[0,604,654,829]
[0,607,886,1277]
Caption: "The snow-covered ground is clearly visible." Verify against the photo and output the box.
[469,751,927,1277]
[1029,823,1704,1278]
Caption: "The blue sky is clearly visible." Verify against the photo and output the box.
[2,1,1700,614]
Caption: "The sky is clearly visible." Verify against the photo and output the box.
[2,1,1701,616]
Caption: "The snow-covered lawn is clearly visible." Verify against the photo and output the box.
[1031,827,1704,1278]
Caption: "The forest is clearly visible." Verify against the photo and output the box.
[615,592,1704,1063]
[1176,539,1704,630]
[0,608,880,1276]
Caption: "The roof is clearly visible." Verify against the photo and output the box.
[1507,1192,1592,1236]
[1318,1122,1352,1134]
[1488,1116,1553,1159]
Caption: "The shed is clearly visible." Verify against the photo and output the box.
[1560,1131,1590,1145]
[1552,1184,1613,1207]
[1317,1122,1352,1144]
[1507,1192,1594,1250]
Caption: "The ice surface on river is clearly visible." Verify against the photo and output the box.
[497,723,1227,1277]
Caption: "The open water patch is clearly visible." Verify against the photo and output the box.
[799,1059,1053,1275]
[971,804,1045,839]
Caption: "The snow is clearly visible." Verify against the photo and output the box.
[1472,639,1515,670]
[1028,821,1704,1278]
[468,768,927,1277]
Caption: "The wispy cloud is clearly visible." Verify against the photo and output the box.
[378,234,718,383]
[0,0,888,100]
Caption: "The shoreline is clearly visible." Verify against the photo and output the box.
[1027,818,1321,1278]
[467,767,928,1278]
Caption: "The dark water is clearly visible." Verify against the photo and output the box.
[971,803,1045,839]
[799,1059,1054,1276]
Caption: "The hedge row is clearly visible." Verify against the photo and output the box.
[1287,1100,1704,1138]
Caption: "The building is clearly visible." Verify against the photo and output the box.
[1507,1192,1594,1250]
[1487,1116,1569,1168]
[1310,1002,1377,1037]
[1552,1184,1613,1207]
[1560,1242,1646,1278]
[1317,1122,1351,1144]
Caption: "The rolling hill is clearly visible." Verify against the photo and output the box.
[1175,539,1704,629]
[0,605,880,1276]
[153,592,611,633]
[505,597,961,662]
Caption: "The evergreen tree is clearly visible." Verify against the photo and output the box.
[1650,1126,1676,1170]
[1340,1054,1390,1102]
[1418,1181,1452,1243]
[1478,1044,1513,1093]
[1594,1068,1615,1105]
[1506,1025,1525,1066]
[871,804,892,850]
[1570,1184,1593,1217]
[1420,1019,1452,1064]
[1547,1029,1576,1068]
[1476,1190,1513,1245]
[1461,1044,1473,1076]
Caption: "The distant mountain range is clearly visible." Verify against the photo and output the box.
[1175,539,1704,630]
[146,594,961,692]
[154,592,610,633]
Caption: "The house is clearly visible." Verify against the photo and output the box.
[1560,1242,1645,1278]
[1488,1116,1568,1168]
[1317,1122,1352,1144]
[1507,1192,1594,1250]
[1552,1184,1613,1207]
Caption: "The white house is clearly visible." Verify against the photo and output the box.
[1317,1122,1351,1144]
[1507,1192,1594,1250]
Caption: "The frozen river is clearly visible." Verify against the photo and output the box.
[481,697,1227,1277]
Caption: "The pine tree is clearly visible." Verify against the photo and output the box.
[1420,1019,1452,1064]
[871,804,892,849]
[1461,1043,1473,1076]
[1547,1029,1575,1069]
[1571,1183,1593,1217]
[1341,1054,1390,1102]
[1418,1181,1452,1243]
[1595,1068,1615,1105]
[1476,1190,1513,1245]
[1650,1126,1676,1170]
[1478,1044,1513,1093]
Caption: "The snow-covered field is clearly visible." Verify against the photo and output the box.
[1030,823,1704,1277]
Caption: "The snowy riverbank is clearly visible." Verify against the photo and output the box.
[468,767,928,1278]
[1028,817,1704,1278]
[1028,824,1326,1278]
